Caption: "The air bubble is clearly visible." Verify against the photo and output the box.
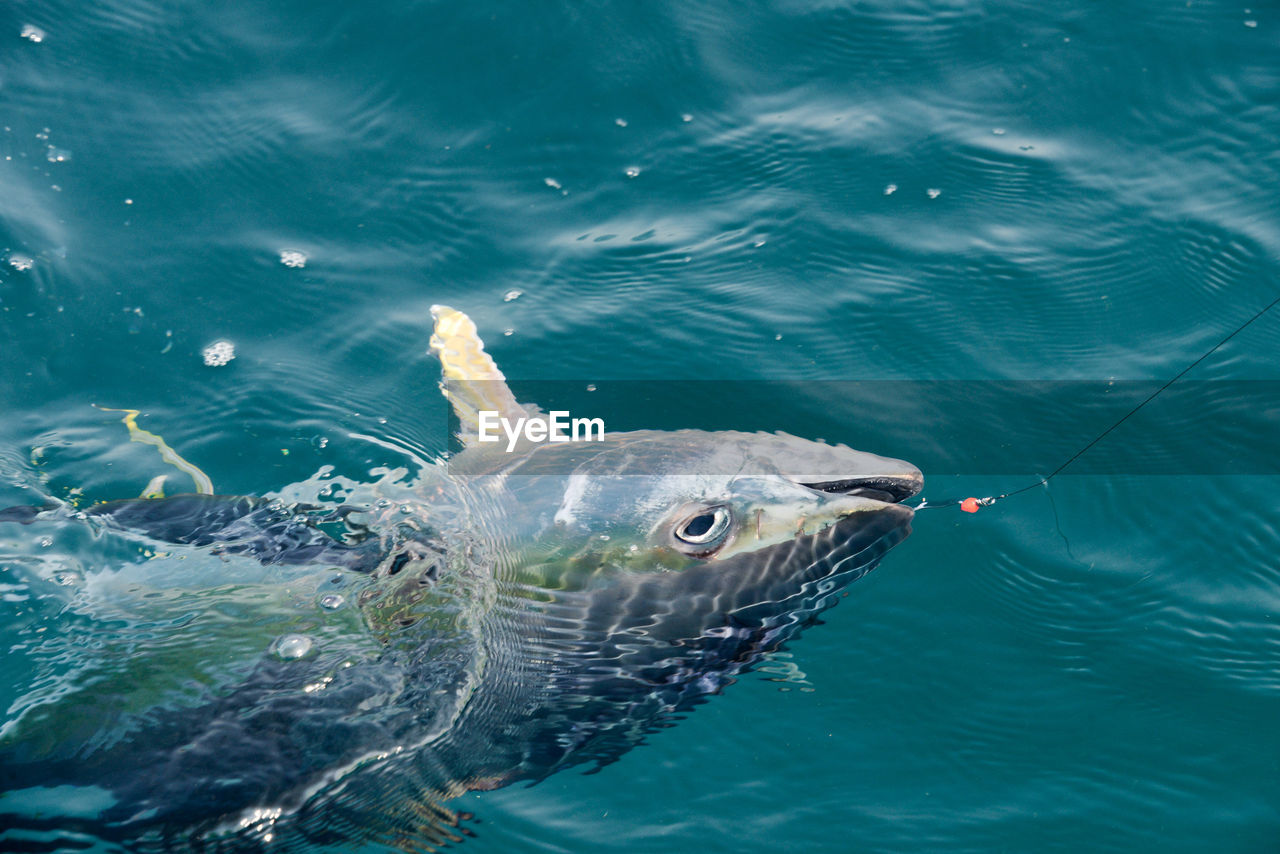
[883,184,897,196]
[926,188,942,199]
[544,177,562,190]
[503,289,522,302]
[279,250,307,268]
[20,25,45,43]
[202,340,236,366]
[624,166,641,178]
[614,118,628,127]
[8,254,34,271]
[274,634,314,660]
[320,594,345,610]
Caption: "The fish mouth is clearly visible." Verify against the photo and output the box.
[792,474,922,505]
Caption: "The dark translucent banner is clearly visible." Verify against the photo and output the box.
[442,380,1280,476]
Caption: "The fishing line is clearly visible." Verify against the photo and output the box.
[912,290,1280,513]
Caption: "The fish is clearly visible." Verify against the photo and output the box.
[0,306,921,851]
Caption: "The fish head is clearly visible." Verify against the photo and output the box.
[476,428,921,596]
[435,427,921,783]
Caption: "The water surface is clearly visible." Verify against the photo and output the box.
[2,0,1279,851]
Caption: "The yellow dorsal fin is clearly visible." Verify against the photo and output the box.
[429,305,530,446]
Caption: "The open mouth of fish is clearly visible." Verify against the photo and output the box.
[792,474,922,505]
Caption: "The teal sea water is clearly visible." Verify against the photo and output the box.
[2,0,1279,850]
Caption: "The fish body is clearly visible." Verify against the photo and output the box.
[0,308,920,850]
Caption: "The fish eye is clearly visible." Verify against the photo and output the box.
[674,507,732,548]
